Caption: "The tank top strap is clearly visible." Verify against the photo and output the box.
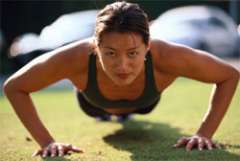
[144,51,159,96]
[85,53,98,91]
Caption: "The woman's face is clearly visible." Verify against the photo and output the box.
[96,32,149,86]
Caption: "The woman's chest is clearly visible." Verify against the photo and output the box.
[70,67,176,100]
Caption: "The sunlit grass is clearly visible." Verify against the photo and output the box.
[0,78,239,161]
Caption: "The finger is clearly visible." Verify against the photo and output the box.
[205,139,213,150]
[214,143,222,149]
[198,138,204,151]
[32,150,42,157]
[211,141,222,149]
[50,145,58,157]
[186,138,197,151]
[70,145,83,153]
[66,144,72,149]
[58,145,65,157]
[42,148,49,158]
[174,137,189,148]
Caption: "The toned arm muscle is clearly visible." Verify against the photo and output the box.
[3,39,91,148]
[5,40,90,93]
[153,39,239,150]
[154,40,239,83]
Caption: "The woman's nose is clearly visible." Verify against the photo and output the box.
[116,56,129,72]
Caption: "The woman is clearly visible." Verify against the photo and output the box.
[3,1,239,158]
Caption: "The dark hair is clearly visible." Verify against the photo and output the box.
[95,1,149,46]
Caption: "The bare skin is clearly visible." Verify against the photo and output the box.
[3,32,239,157]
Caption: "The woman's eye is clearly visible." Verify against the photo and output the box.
[128,51,138,58]
[105,51,115,57]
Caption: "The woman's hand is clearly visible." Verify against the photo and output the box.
[173,135,220,151]
[32,142,83,157]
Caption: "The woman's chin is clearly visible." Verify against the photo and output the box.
[112,78,134,86]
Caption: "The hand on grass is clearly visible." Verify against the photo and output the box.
[173,135,220,151]
[32,142,83,157]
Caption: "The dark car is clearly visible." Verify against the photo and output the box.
[150,5,240,57]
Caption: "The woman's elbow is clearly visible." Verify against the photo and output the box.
[3,78,18,97]
[229,67,240,83]
[3,79,12,96]
[232,67,239,79]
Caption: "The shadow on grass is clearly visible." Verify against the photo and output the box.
[103,119,240,161]
[42,157,72,161]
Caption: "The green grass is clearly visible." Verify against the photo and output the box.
[0,78,239,161]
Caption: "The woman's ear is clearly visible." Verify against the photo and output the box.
[90,37,98,54]
[147,40,151,51]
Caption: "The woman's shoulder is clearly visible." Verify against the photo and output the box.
[149,38,192,76]
[3,38,95,93]
[149,39,177,70]
[49,37,95,73]
[150,39,194,64]
[58,37,94,62]
[26,37,96,81]
[150,39,178,60]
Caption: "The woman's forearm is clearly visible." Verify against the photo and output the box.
[4,88,54,148]
[196,73,239,138]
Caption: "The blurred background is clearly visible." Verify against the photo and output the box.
[0,0,239,83]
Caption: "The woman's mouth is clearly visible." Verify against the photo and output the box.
[116,73,130,79]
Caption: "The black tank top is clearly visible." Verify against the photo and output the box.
[82,51,160,109]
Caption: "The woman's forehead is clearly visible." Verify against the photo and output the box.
[100,32,144,50]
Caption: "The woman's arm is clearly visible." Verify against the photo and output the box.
[3,40,90,156]
[153,40,240,151]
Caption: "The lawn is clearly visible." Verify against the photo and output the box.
[0,78,239,161]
